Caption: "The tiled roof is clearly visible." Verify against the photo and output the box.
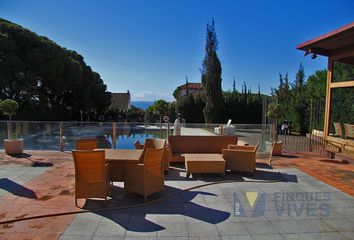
[178,83,202,90]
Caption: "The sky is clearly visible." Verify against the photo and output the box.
[1,0,353,101]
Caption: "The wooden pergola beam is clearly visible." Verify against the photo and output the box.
[330,81,354,88]
[323,58,332,138]
[297,23,354,147]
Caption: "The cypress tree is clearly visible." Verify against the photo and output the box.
[233,77,236,93]
[201,20,222,123]
[292,63,308,135]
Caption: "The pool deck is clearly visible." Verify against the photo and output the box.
[180,127,248,145]
[0,150,353,240]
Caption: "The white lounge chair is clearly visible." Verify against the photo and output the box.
[214,119,236,135]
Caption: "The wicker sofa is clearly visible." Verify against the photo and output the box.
[168,135,238,163]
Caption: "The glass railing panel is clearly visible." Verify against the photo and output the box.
[60,122,113,151]
[0,121,61,151]
[0,121,271,156]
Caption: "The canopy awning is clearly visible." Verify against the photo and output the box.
[297,22,354,65]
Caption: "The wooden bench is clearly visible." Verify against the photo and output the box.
[324,141,341,159]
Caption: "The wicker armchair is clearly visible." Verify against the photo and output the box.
[124,148,166,201]
[135,138,170,172]
[75,138,97,150]
[72,150,110,207]
[222,143,259,174]
[134,140,144,149]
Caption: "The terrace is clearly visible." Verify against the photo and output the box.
[0,121,354,240]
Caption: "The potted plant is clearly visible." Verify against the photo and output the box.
[0,99,23,154]
[266,103,283,155]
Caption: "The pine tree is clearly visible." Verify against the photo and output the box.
[201,20,222,123]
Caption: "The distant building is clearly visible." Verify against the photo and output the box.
[111,90,131,110]
[177,82,202,97]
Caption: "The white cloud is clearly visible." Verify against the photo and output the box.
[131,91,174,102]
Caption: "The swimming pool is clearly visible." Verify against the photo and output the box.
[0,122,168,151]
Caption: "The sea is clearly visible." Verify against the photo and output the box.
[131,101,155,110]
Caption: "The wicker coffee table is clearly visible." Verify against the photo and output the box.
[184,153,226,178]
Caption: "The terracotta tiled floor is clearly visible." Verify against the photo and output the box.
[0,150,353,239]
[263,151,354,196]
[0,151,78,240]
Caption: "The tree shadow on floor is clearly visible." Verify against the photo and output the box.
[82,185,230,232]
[80,164,298,233]
[0,178,37,199]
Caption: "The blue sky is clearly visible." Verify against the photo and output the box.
[1,0,353,101]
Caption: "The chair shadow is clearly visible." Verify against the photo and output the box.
[0,178,37,199]
[275,154,299,159]
[83,185,230,232]
[31,161,53,167]
[223,165,298,183]
[319,159,349,164]
[6,153,54,168]
[280,172,298,182]
[256,162,273,169]
[253,167,298,183]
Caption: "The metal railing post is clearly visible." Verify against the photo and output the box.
[167,122,170,139]
[112,122,117,149]
[59,122,64,152]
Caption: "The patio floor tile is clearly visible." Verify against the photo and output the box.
[296,219,336,233]
[59,234,92,240]
[310,232,349,240]
[92,221,126,237]
[187,222,219,237]
[221,236,252,240]
[252,235,285,240]
[339,232,354,240]
[62,219,99,236]
[282,233,314,240]
[216,222,249,236]
[323,218,354,232]
[156,222,188,237]
[271,220,307,234]
[244,221,279,235]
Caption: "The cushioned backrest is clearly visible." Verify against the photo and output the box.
[152,139,166,149]
[144,138,166,148]
[344,124,354,138]
[333,122,342,136]
[168,135,238,153]
[140,138,167,163]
